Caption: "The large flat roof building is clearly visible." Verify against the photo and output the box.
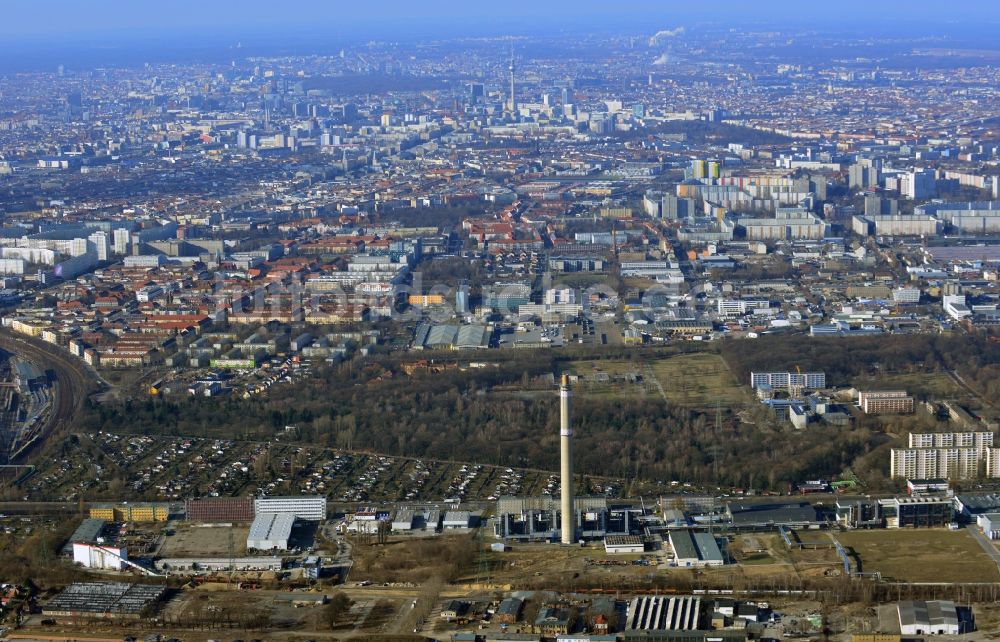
[897,600,962,635]
[726,502,819,529]
[247,512,296,550]
[494,496,634,541]
[626,596,702,631]
[62,518,106,555]
[668,530,724,567]
[43,583,167,620]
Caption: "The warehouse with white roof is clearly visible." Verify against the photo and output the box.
[897,600,964,636]
[247,512,296,550]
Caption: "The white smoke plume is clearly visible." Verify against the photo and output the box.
[648,27,685,45]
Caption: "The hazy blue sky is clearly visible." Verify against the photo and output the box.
[1,0,999,74]
[3,0,1000,39]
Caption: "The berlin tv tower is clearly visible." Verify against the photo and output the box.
[508,40,516,117]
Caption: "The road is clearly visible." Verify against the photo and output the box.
[966,524,1000,572]
[320,522,355,583]
[0,329,103,462]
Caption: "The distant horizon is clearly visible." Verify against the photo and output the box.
[1,1,1000,74]
[4,0,1000,40]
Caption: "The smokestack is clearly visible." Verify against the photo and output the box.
[560,374,575,544]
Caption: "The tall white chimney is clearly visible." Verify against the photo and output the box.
[560,374,575,544]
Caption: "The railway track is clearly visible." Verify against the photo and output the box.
[0,329,102,463]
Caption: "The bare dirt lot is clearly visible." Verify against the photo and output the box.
[159,523,251,557]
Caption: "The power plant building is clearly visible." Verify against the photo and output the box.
[494,496,636,542]
[880,497,954,528]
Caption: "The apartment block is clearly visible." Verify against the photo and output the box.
[859,391,914,415]
[890,447,983,480]
[909,432,993,455]
[750,371,826,391]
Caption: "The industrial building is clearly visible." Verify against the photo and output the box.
[626,596,702,631]
[412,323,491,349]
[726,502,820,529]
[247,512,296,550]
[392,509,415,532]
[494,496,637,541]
[442,510,473,529]
[955,493,1000,518]
[858,391,914,415]
[254,495,326,521]
[897,600,964,635]
[667,530,725,567]
[976,513,1000,539]
[835,499,882,529]
[879,497,953,528]
[72,543,129,571]
[604,535,645,554]
[62,518,107,554]
[43,582,167,620]
[184,496,255,522]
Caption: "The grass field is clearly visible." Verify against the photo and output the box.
[566,352,751,408]
[649,353,752,408]
[852,372,967,401]
[836,529,1000,583]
